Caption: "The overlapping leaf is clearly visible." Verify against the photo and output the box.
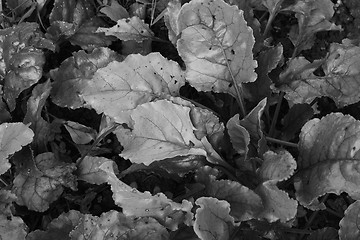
[78,156,118,185]
[99,161,193,230]
[82,53,185,125]
[115,100,223,165]
[50,47,122,108]
[255,150,298,222]
[0,123,34,175]
[277,42,360,107]
[194,197,238,240]
[0,22,54,111]
[295,113,360,210]
[12,150,77,212]
[176,0,257,96]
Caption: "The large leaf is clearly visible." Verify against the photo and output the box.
[116,100,223,165]
[12,150,77,212]
[82,53,185,125]
[0,123,34,175]
[0,22,54,111]
[194,197,238,240]
[277,42,360,107]
[50,47,122,108]
[176,0,257,96]
[99,161,193,230]
[295,113,360,210]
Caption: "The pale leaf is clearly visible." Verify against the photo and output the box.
[339,201,360,240]
[82,53,185,125]
[177,0,257,96]
[0,123,34,175]
[295,113,360,210]
[77,156,118,185]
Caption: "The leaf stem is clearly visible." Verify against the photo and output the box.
[269,91,285,137]
[0,177,8,187]
[265,136,298,148]
[221,48,246,118]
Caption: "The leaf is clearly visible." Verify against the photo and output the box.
[47,0,113,50]
[255,150,298,222]
[281,103,314,141]
[0,214,28,240]
[194,197,238,240]
[81,53,185,125]
[244,44,283,102]
[97,16,154,42]
[285,0,341,53]
[0,190,17,216]
[277,42,360,107]
[295,113,360,210]
[12,150,77,212]
[115,100,222,165]
[99,0,129,22]
[6,0,33,16]
[239,98,267,157]
[24,80,52,152]
[164,0,182,45]
[176,0,257,96]
[70,210,169,240]
[0,22,54,111]
[26,210,83,240]
[64,121,97,145]
[339,201,360,240]
[99,161,193,230]
[77,156,118,185]
[227,113,250,159]
[0,122,34,175]
[50,47,122,108]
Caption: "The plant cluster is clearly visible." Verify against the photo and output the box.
[1,0,360,239]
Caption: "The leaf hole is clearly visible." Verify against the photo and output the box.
[231,49,235,55]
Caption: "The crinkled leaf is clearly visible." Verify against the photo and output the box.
[255,150,298,222]
[339,200,360,240]
[50,47,122,108]
[24,80,52,152]
[244,44,283,102]
[285,0,341,53]
[307,227,338,240]
[0,122,34,175]
[70,210,169,240]
[278,42,360,107]
[0,22,54,110]
[227,113,250,160]
[12,150,77,212]
[64,121,97,145]
[26,210,83,240]
[240,98,267,157]
[82,53,185,125]
[97,16,154,42]
[194,197,238,240]
[115,100,223,165]
[177,0,257,96]
[0,190,17,216]
[99,161,193,230]
[281,103,314,141]
[78,156,118,185]
[295,113,360,210]
[100,0,129,21]
[0,214,27,240]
